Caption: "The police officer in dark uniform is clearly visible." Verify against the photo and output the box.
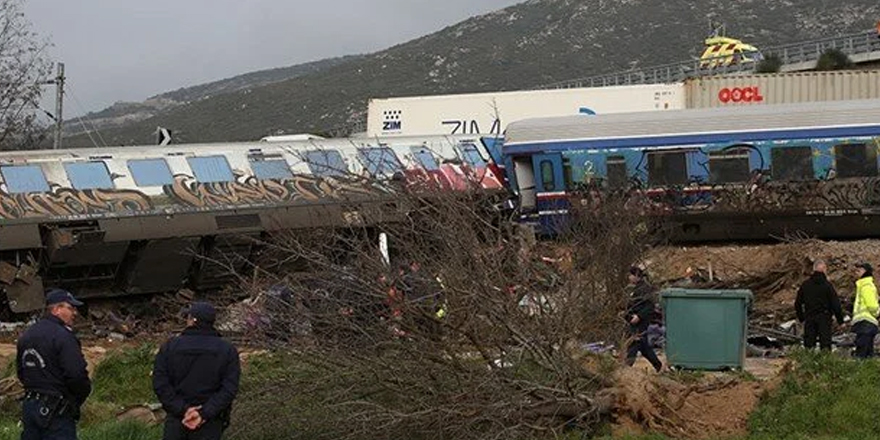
[153,302,240,440]
[16,288,91,440]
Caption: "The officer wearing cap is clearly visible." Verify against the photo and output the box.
[16,288,91,440]
[153,301,240,440]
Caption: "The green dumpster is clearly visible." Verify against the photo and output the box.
[660,289,753,370]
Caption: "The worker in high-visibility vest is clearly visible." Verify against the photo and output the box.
[851,263,879,358]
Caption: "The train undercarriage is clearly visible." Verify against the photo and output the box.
[0,200,404,314]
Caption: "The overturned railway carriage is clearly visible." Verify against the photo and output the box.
[503,99,880,241]
[0,135,504,312]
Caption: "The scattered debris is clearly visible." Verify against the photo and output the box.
[779,320,798,331]
[176,289,195,301]
[0,321,28,332]
[647,324,666,348]
[116,403,165,425]
[0,376,23,402]
[583,341,615,354]
[15,263,37,284]
[749,325,800,345]
[0,262,16,285]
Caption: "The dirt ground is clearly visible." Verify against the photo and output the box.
[613,354,788,439]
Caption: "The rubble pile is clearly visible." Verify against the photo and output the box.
[648,239,880,310]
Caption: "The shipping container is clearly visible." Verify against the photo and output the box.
[686,70,880,108]
[366,84,685,137]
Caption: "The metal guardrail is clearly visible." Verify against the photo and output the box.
[545,30,880,89]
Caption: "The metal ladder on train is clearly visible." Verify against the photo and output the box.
[543,30,880,89]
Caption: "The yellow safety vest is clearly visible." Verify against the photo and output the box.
[853,277,879,325]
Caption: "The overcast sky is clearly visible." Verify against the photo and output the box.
[25,0,522,116]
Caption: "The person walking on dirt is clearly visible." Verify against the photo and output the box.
[153,302,240,440]
[625,266,663,372]
[795,260,844,351]
[16,288,91,440]
[851,263,879,358]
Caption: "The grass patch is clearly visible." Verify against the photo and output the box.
[748,350,880,440]
[0,344,162,427]
[90,344,156,407]
[0,419,161,440]
[228,351,335,440]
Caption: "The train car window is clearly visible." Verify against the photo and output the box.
[458,144,485,167]
[835,143,878,178]
[250,159,293,180]
[128,159,174,186]
[304,150,348,177]
[771,146,813,181]
[540,160,556,192]
[0,165,49,193]
[606,156,627,188]
[647,151,688,186]
[358,147,402,176]
[412,149,439,171]
[64,162,114,190]
[709,149,751,183]
[187,156,234,183]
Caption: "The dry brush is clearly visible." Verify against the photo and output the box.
[223,186,654,440]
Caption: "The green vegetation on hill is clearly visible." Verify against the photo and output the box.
[66,0,880,146]
[63,55,363,141]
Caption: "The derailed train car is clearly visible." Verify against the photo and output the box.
[0,135,504,312]
[503,99,880,241]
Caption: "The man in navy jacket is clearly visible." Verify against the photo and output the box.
[17,288,91,440]
[624,267,663,372]
[153,302,240,440]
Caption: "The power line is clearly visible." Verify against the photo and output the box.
[65,83,108,148]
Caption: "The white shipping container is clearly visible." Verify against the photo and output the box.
[686,70,880,108]
[366,84,686,137]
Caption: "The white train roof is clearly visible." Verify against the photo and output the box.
[504,99,880,146]
[0,134,492,162]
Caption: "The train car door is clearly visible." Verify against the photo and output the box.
[512,157,537,210]
[532,153,564,194]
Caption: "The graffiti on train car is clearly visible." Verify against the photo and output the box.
[0,185,153,219]
[706,178,880,214]
[563,137,880,217]
[164,173,386,209]
[603,177,880,217]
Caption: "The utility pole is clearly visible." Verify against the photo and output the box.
[53,62,64,149]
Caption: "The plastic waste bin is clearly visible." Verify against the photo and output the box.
[660,288,753,370]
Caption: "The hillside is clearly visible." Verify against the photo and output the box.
[67,0,880,146]
[66,55,362,138]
